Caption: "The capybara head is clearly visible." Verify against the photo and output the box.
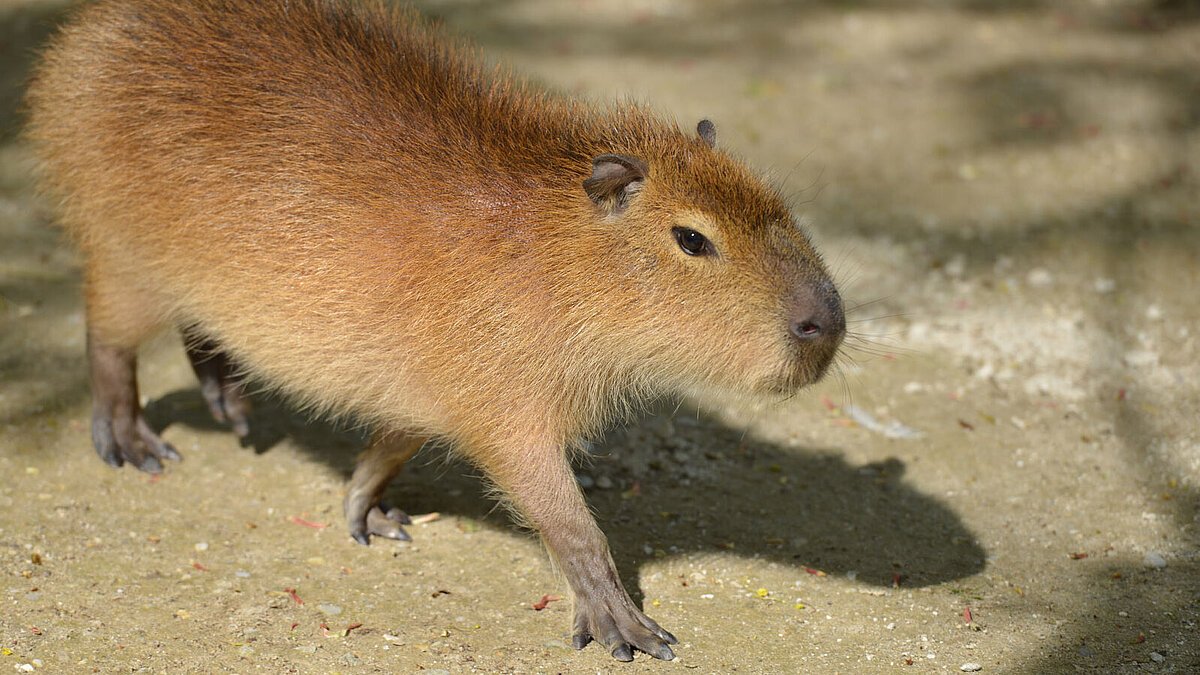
[582,120,844,398]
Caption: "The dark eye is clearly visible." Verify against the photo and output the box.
[672,227,710,257]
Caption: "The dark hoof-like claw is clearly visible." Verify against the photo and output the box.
[92,415,181,474]
[572,598,677,661]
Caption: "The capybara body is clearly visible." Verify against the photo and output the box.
[27,0,844,661]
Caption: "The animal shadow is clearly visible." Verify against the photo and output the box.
[145,387,985,599]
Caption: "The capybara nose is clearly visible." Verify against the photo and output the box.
[789,280,845,343]
[790,318,825,341]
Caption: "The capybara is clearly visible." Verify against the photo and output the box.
[26,0,844,661]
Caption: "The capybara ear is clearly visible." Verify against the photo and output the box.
[583,153,648,214]
[696,119,716,148]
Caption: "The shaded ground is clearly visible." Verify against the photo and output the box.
[2,0,1198,672]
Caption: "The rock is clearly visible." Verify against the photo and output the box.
[1026,268,1053,287]
[1143,551,1167,569]
[1124,350,1159,368]
[960,663,983,672]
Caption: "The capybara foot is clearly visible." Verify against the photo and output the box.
[572,596,677,661]
[92,413,181,473]
[184,335,251,438]
[197,371,251,439]
[346,493,412,545]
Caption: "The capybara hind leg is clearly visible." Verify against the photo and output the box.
[487,445,677,662]
[344,430,426,545]
[182,330,251,439]
[88,333,181,472]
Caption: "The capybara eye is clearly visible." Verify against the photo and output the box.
[672,227,710,256]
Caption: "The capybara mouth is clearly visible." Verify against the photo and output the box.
[763,339,842,395]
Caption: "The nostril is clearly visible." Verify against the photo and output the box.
[792,320,822,341]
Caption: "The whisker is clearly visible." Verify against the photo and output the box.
[783,162,824,206]
[836,361,854,411]
[844,295,894,313]
[847,313,907,324]
[779,149,817,192]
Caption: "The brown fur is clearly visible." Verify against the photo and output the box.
[26,0,843,661]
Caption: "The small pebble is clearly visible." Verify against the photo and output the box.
[575,473,595,489]
[1150,652,1165,663]
[1026,268,1053,287]
[318,603,343,616]
[1143,551,1167,569]
[595,476,614,490]
[194,542,209,552]
[235,570,251,578]
[1145,304,1163,321]
[1093,277,1116,294]
[960,664,983,672]
[1124,350,1159,368]
[944,255,965,278]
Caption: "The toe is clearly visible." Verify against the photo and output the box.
[136,419,182,463]
[224,390,252,438]
[367,507,411,541]
[642,639,675,661]
[92,418,124,467]
[610,643,634,662]
[155,441,182,463]
[135,454,164,474]
[637,613,677,645]
[382,505,411,524]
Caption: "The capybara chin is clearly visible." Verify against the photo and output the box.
[26,0,844,661]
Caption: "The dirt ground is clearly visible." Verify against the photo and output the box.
[2,0,1198,672]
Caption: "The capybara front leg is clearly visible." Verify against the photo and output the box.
[344,429,427,545]
[492,446,677,662]
[88,333,180,473]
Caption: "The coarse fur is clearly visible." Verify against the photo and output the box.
[26,0,844,661]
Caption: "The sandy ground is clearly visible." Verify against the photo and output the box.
[2,0,1199,672]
